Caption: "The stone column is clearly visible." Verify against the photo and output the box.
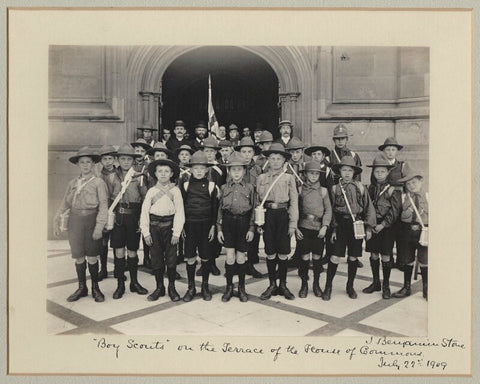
[152,92,162,135]
[139,91,152,128]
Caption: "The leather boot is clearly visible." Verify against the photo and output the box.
[183,263,197,302]
[362,257,381,293]
[322,261,338,301]
[382,260,391,299]
[246,261,263,278]
[260,259,278,300]
[346,259,358,299]
[113,257,126,299]
[278,259,295,300]
[210,258,221,276]
[98,246,108,281]
[420,266,428,300]
[166,267,180,302]
[222,264,234,302]
[298,259,309,298]
[142,239,151,268]
[312,259,323,297]
[88,261,105,302]
[392,264,413,298]
[148,270,165,301]
[287,250,300,269]
[237,263,248,302]
[67,261,88,302]
[128,256,148,295]
[201,261,212,301]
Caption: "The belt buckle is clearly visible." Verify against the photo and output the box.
[119,207,125,214]
[271,203,278,209]
[411,224,420,230]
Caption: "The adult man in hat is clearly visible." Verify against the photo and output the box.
[216,125,228,141]
[256,130,274,172]
[192,121,209,152]
[160,127,172,146]
[253,123,264,144]
[274,120,294,146]
[228,124,240,147]
[137,125,157,147]
[167,120,191,151]
[242,126,252,139]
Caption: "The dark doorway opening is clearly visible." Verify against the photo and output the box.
[161,46,279,136]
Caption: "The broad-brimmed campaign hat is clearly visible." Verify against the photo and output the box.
[366,154,395,169]
[235,137,261,155]
[301,160,324,173]
[201,136,220,150]
[225,151,249,167]
[262,142,292,160]
[174,120,186,127]
[186,151,213,167]
[332,124,353,139]
[278,120,293,129]
[130,138,152,151]
[228,123,239,132]
[304,145,331,157]
[286,137,305,151]
[397,166,423,183]
[258,131,274,143]
[331,156,362,175]
[115,143,143,158]
[136,125,157,131]
[99,145,117,157]
[69,146,101,164]
[378,137,404,151]
[218,140,232,148]
[173,144,194,157]
[147,142,172,158]
[147,159,180,179]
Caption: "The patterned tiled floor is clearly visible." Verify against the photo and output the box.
[47,240,427,337]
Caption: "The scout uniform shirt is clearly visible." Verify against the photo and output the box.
[331,180,376,229]
[400,190,428,226]
[318,162,335,190]
[286,159,304,189]
[242,159,262,186]
[367,181,400,227]
[55,174,109,233]
[217,179,256,233]
[256,168,299,230]
[139,183,185,238]
[208,162,227,187]
[106,167,148,206]
[328,147,362,183]
[298,180,332,231]
[133,160,149,188]
[256,153,270,173]
[369,158,407,188]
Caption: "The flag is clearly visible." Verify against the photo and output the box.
[208,74,219,138]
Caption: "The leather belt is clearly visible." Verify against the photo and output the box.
[117,207,139,215]
[301,213,322,222]
[71,208,97,216]
[265,202,288,210]
[224,210,250,217]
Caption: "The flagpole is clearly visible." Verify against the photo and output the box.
[208,74,212,133]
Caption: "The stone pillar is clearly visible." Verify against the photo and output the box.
[152,92,162,135]
[139,91,152,128]
[278,91,301,138]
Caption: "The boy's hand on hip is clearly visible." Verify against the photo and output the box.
[246,231,254,242]
[208,226,215,242]
[365,229,372,241]
[144,235,153,247]
[318,226,327,238]
[218,231,224,244]
[288,228,296,237]
[373,224,384,234]
[92,228,103,240]
[295,228,304,240]
[171,235,179,245]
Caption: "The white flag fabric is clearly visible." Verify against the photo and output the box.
[208,75,220,138]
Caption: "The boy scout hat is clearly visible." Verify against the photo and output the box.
[218,140,232,148]
[262,142,292,160]
[304,145,331,157]
[136,125,157,131]
[235,137,261,155]
[397,166,423,183]
[301,160,324,173]
[332,124,353,138]
[130,138,152,151]
[201,136,220,150]
[69,146,101,164]
[378,137,404,151]
[99,145,117,157]
[186,151,213,167]
[148,159,180,179]
[115,143,143,158]
[286,137,305,150]
[147,142,172,158]
[278,120,293,129]
[173,144,194,157]
[228,123,239,132]
[331,155,362,175]
[225,151,249,167]
[174,120,186,127]
[258,131,274,143]
[366,154,395,169]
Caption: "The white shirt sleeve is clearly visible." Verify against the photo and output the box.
[140,187,154,238]
[171,187,185,237]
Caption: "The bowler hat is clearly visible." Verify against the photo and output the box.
[225,151,249,167]
[366,154,395,169]
[331,156,362,175]
[254,123,264,132]
[99,145,117,157]
[147,159,180,180]
[278,120,293,129]
[69,146,101,164]
[258,131,274,143]
[130,138,152,151]
[397,166,423,183]
[235,137,261,155]
[201,136,220,150]
[304,145,331,157]
[173,144,194,158]
[378,137,404,151]
[301,160,324,173]
[286,137,305,150]
[174,120,186,127]
[262,142,292,160]
[195,121,208,130]
[147,142,172,158]
[136,125,157,131]
[115,143,142,158]
[332,124,352,139]
[186,151,212,167]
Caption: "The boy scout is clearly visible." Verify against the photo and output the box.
[106,144,148,299]
[218,140,233,165]
[304,145,334,189]
[364,154,400,299]
[392,168,429,300]
[140,159,185,302]
[256,142,299,300]
[180,151,219,301]
[227,124,240,147]
[256,130,274,172]
[328,124,362,184]
[286,137,306,188]
[53,147,108,302]
[137,125,156,147]
[217,152,256,302]
[323,156,376,300]
[296,160,332,298]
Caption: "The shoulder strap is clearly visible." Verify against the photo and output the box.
[338,182,357,221]
[183,181,189,193]
[402,192,406,205]
[355,181,365,195]
[350,150,356,158]
[407,193,425,228]
[212,165,223,176]
[208,181,215,196]
[332,149,341,163]
[387,186,395,198]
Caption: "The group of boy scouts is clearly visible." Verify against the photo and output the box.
[54,119,429,308]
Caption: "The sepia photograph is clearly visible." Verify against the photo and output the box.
[47,44,429,337]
